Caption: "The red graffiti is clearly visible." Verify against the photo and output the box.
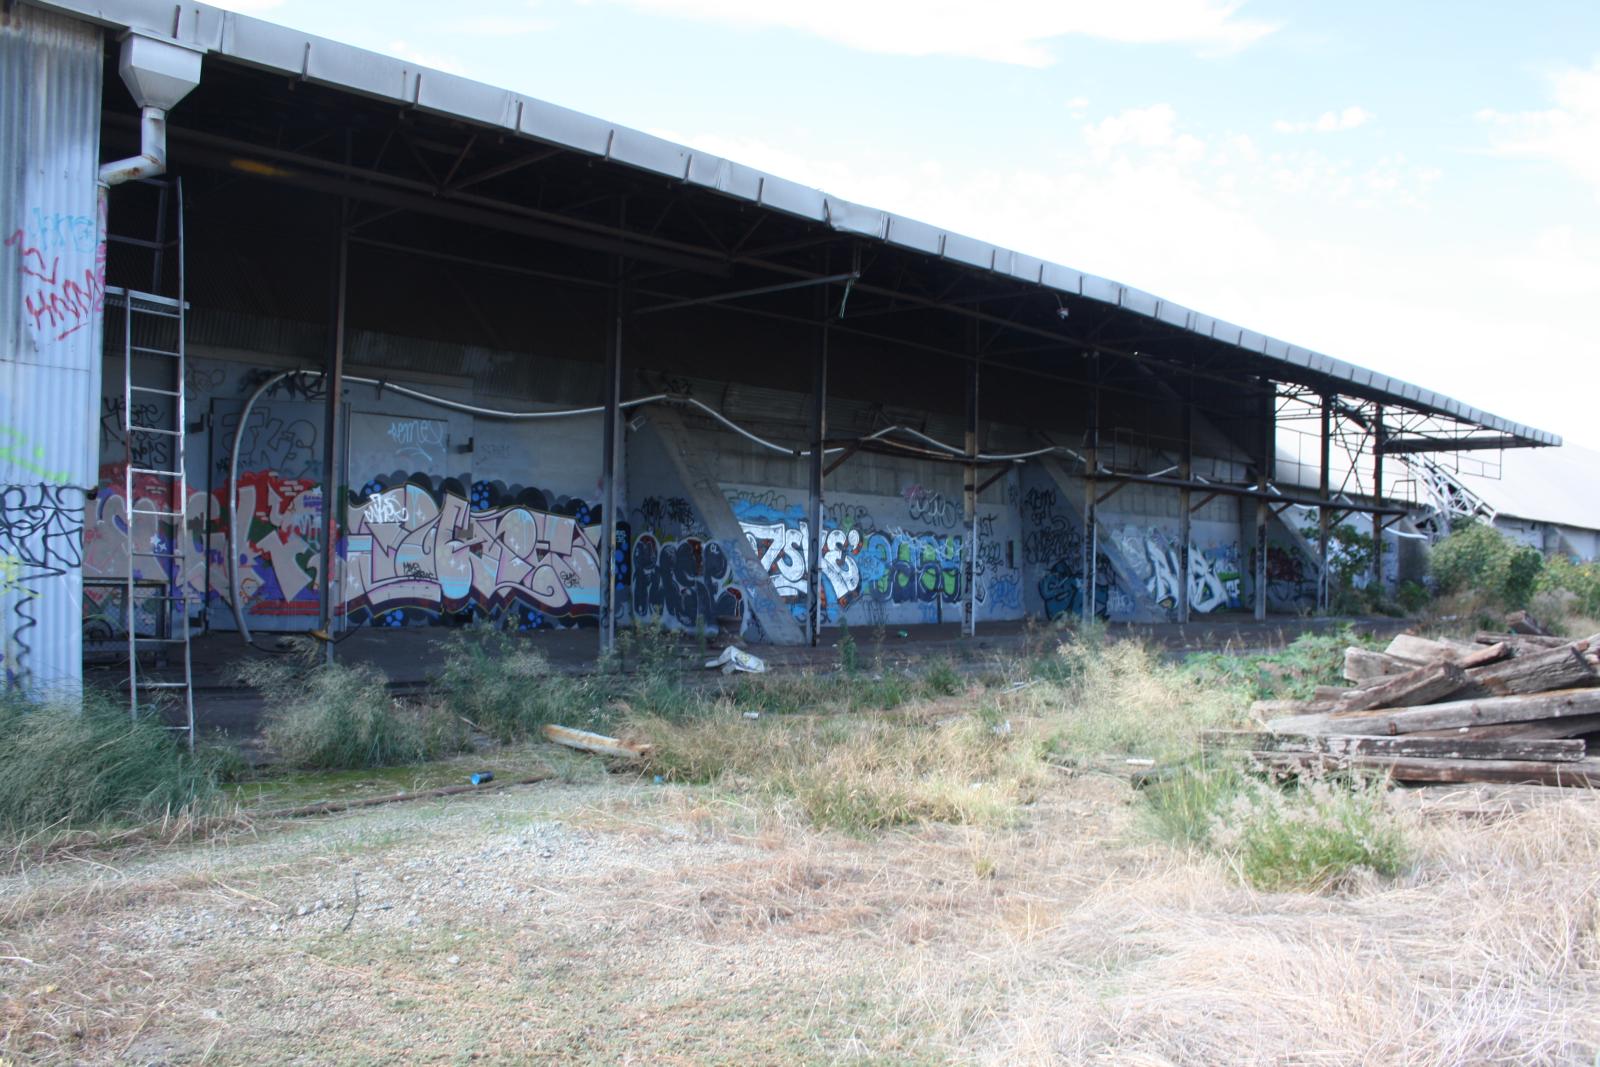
[5,223,105,342]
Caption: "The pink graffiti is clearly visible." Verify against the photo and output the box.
[5,204,105,343]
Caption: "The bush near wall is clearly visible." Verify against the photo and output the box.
[1428,521,1544,611]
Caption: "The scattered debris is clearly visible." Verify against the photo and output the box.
[704,645,766,674]
[541,724,652,761]
[469,771,495,785]
[1214,615,1600,787]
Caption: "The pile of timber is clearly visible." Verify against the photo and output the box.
[1206,620,1600,787]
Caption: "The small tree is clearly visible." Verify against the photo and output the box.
[1429,521,1544,611]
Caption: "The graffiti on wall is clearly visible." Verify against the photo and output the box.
[5,202,104,345]
[1258,542,1317,607]
[1022,484,1120,620]
[0,484,86,685]
[344,475,603,629]
[1113,525,1243,617]
[631,534,744,632]
[729,496,967,622]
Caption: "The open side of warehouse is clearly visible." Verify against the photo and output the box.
[0,2,1562,725]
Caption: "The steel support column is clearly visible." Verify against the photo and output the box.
[1253,380,1271,622]
[315,223,348,664]
[1372,403,1385,591]
[962,333,980,639]
[1177,386,1193,624]
[600,280,623,658]
[1082,356,1100,625]
[805,300,828,646]
[1318,394,1332,612]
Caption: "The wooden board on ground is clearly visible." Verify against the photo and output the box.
[1251,752,1600,788]
[1201,730,1586,762]
[1268,687,1600,736]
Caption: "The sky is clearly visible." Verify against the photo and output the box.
[209,0,1600,450]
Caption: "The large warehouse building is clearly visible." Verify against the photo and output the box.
[2,1,1561,728]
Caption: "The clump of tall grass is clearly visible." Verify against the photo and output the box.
[0,688,220,832]
[437,623,607,739]
[630,705,1042,834]
[1141,760,1410,891]
[240,653,467,770]
[1027,637,1250,761]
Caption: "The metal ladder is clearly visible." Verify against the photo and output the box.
[106,179,194,749]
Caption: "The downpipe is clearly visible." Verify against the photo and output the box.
[100,106,170,186]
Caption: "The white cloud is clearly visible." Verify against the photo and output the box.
[1272,106,1372,134]
[610,0,1276,66]
[651,103,1600,447]
[1479,59,1600,199]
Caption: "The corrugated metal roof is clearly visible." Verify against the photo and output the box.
[25,0,1562,448]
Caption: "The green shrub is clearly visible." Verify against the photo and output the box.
[1141,761,1410,891]
[0,689,220,832]
[836,618,858,674]
[437,623,605,740]
[1185,627,1370,701]
[1430,521,1544,610]
[241,656,467,770]
[1539,556,1600,621]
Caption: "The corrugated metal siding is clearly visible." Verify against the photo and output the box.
[0,6,102,693]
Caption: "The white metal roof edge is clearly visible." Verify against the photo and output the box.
[32,0,1562,448]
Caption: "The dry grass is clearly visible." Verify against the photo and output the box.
[3,637,1597,1063]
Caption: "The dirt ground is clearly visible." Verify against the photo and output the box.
[4,756,1599,1066]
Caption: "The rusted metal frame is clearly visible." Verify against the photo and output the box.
[1318,393,1332,612]
[1083,356,1101,624]
[316,201,350,663]
[447,150,560,193]
[1093,472,1409,515]
[805,274,829,646]
[1253,380,1272,621]
[1095,482,1131,506]
[1372,403,1386,589]
[974,465,1014,495]
[1380,433,1525,454]
[1191,491,1220,513]
[963,321,980,639]
[1178,380,1194,623]
[398,129,442,186]
[727,212,768,256]
[344,235,615,293]
[633,273,858,316]
[600,242,625,658]
[437,132,478,190]
[821,440,862,477]
[161,127,728,270]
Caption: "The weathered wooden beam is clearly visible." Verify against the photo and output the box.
[1253,752,1600,787]
[1333,660,1467,712]
[1344,647,1413,684]
[1268,687,1600,736]
[1507,610,1552,637]
[1202,730,1585,762]
[1464,642,1597,698]
[542,724,652,760]
[1410,714,1600,741]
[1385,633,1478,664]
[1474,631,1569,650]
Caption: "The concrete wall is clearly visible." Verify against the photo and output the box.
[83,314,1332,645]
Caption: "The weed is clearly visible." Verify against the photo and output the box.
[0,688,221,833]
[1141,760,1411,891]
[1185,627,1373,701]
[836,617,858,674]
[1430,520,1544,611]
[240,655,468,770]
[437,623,605,740]
[923,657,962,697]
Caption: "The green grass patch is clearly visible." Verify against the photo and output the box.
[0,689,222,833]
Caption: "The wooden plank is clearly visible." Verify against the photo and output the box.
[1465,643,1596,697]
[1343,647,1413,683]
[1268,687,1600,736]
[1409,714,1600,741]
[1474,631,1568,650]
[1457,641,1511,669]
[1202,730,1586,762]
[541,724,652,760]
[1333,660,1466,712]
[1251,752,1600,787]
[1384,633,1460,663]
[1507,610,1552,637]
